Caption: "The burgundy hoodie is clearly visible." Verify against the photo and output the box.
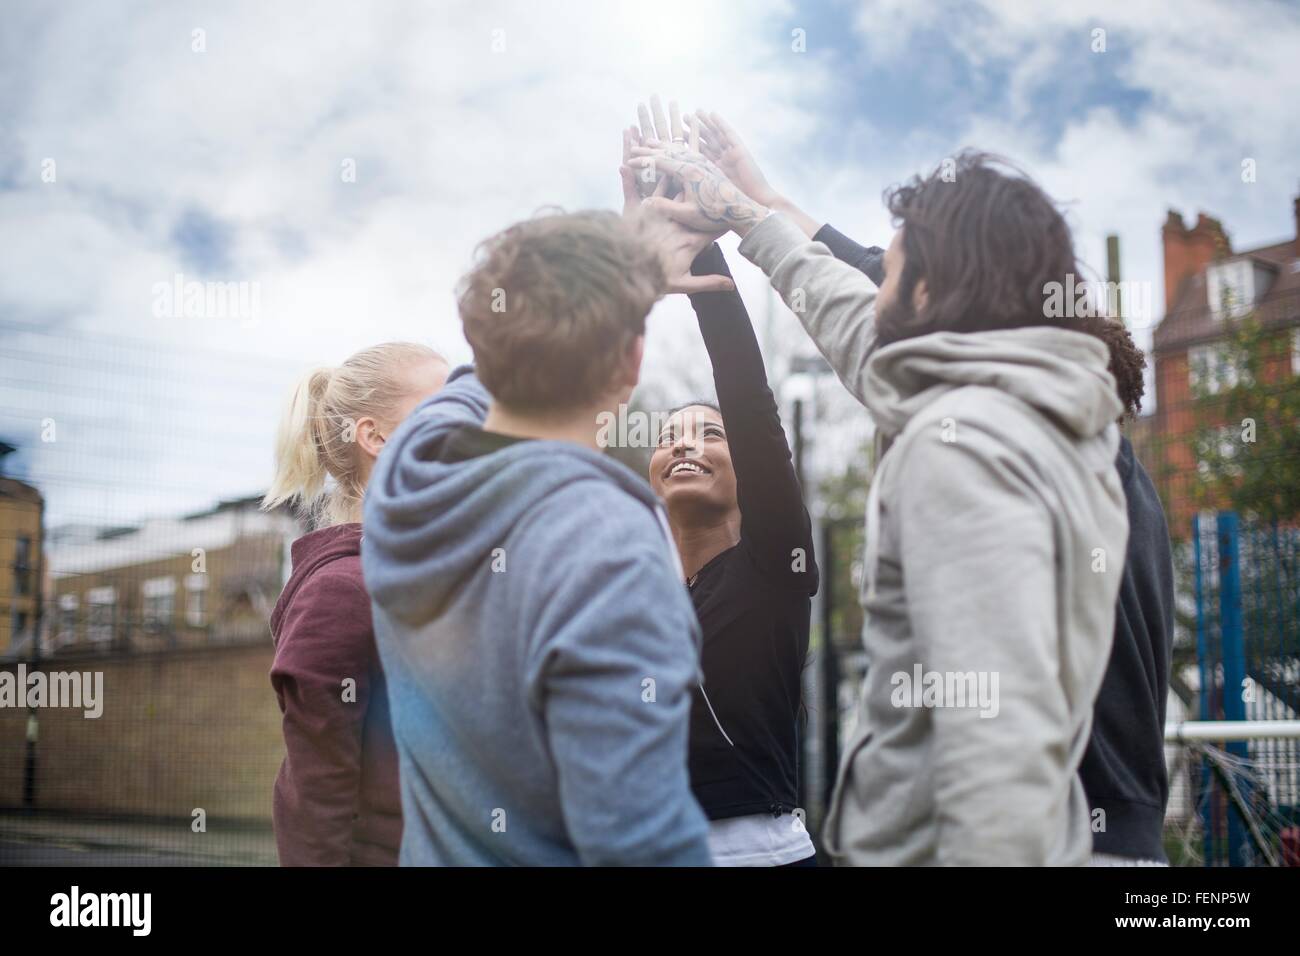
[269,523,401,866]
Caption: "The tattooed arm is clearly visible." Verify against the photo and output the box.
[679,110,886,284]
[631,144,772,237]
[632,138,887,291]
[618,125,734,296]
[683,110,823,239]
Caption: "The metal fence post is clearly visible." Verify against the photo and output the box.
[821,519,839,818]
[1217,511,1251,865]
[1192,512,1215,862]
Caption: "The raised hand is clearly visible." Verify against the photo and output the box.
[630,143,770,237]
[635,93,687,146]
[642,208,734,295]
[620,144,732,295]
[684,111,780,209]
[622,125,662,207]
[629,94,695,199]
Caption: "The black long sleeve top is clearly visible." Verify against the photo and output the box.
[681,244,819,820]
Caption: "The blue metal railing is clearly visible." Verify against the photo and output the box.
[1192,511,1300,866]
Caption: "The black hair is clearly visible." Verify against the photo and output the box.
[881,149,1104,344]
[658,399,724,441]
[666,398,721,418]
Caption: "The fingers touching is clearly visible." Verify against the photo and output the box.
[637,103,655,144]
[637,95,708,145]
[627,96,756,291]
[650,94,671,144]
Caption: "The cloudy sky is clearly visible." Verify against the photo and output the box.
[3,0,1299,528]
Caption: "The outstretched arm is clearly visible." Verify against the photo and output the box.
[683,110,821,238]
[683,111,885,285]
[631,141,884,406]
[688,244,816,590]
[619,123,733,296]
[813,225,886,286]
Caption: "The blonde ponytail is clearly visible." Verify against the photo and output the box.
[262,342,446,526]
[262,366,334,518]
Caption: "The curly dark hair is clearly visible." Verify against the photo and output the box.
[1094,318,1147,420]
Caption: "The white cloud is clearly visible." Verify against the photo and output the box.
[843,0,1300,408]
[2,0,830,523]
[4,0,1298,525]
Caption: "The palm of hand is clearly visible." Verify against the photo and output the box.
[711,143,773,206]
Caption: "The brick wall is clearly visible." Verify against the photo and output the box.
[0,643,283,822]
[1151,341,1296,536]
[0,480,43,656]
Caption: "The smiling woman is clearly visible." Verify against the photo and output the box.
[651,400,733,525]
[648,239,819,868]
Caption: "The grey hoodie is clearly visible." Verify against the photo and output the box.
[738,214,1129,865]
[361,369,711,866]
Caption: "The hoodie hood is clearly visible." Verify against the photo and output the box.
[361,405,670,626]
[857,325,1121,604]
[269,522,362,641]
[861,325,1122,442]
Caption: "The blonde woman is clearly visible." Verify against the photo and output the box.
[263,342,448,866]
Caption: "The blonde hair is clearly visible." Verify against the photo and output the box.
[262,342,445,526]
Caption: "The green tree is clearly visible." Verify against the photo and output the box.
[1191,313,1300,523]
[816,434,875,652]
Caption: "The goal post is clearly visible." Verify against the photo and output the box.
[1163,720,1300,866]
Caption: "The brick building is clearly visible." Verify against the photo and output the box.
[44,495,302,656]
[0,443,43,659]
[1,495,304,825]
[1140,195,1300,537]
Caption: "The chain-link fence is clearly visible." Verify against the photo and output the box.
[1166,514,1300,866]
[1,319,307,865]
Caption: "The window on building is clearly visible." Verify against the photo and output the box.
[13,536,32,596]
[1189,343,1244,395]
[1206,260,1253,318]
[86,586,116,643]
[142,576,176,632]
[11,610,30,647]
[58,593,79,643]
[185,574,208,627]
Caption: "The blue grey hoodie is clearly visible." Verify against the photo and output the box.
[361,368,711,866]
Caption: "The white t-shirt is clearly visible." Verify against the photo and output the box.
[707,812,816,867]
